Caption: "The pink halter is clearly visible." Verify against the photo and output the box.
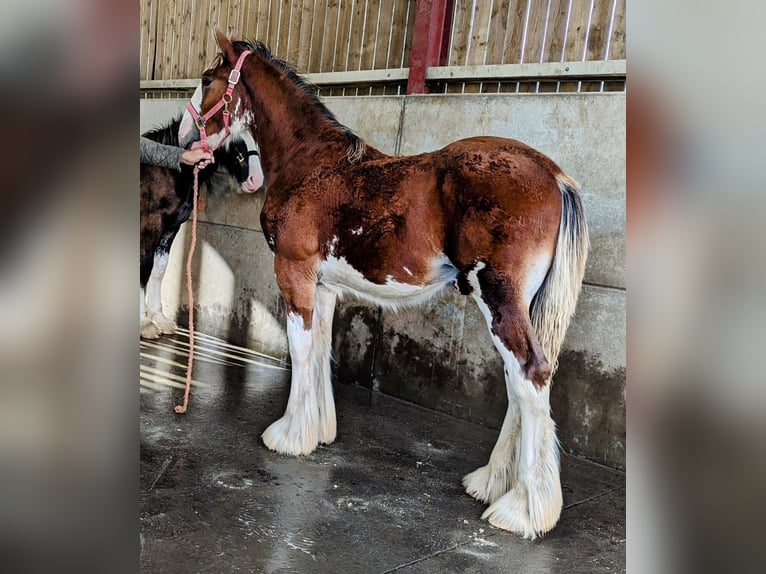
[186,50,252,153]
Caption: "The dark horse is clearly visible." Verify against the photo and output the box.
[140,110,263,338]
[179,31,588,539]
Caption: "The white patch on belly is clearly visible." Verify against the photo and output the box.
[318,255,458,310]
[351,227,363,235]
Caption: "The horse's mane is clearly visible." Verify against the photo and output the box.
[142,115,182,146]
[216,40,367,163]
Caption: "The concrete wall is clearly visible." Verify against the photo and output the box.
[140,93,625,469]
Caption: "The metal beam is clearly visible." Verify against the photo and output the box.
[406,0,451,94]
[426,60,626,82]
[139,60,625,93]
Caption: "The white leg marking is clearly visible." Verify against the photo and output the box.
[463,392,520,504]
[466,264,562,539]
[262,313,321,456]
[146,250,176,334]
[140,286,160,339]
[313,286,337,445]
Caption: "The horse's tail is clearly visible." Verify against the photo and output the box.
[529,173,589,381]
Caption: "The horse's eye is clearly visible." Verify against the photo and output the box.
[202,76,212,88]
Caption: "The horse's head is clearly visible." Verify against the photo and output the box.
[179,30,254,152]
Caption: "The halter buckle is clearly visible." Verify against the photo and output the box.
[228,69,241,85]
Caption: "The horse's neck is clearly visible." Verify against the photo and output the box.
[246,60,343,182]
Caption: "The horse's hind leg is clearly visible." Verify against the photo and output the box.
[463,390,520,504]
[467,262,562,539]
[314,285,338,445]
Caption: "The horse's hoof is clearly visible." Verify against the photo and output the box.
[482,484,561,540]
[140,321,161,339]
[262,416,319,456]
[150,313,177,335]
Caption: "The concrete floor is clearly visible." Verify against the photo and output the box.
[140,330,625,573]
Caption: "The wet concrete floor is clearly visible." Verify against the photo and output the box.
[140,329,625,573]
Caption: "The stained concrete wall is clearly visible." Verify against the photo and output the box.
[140,93,625,469]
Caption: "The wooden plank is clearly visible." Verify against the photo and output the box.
[333,0,354,71]
[543,0,568,63]
[521,0,549,64]
[562,0,591,62]
[171,0,185,78]
[485,0,512,66]
[176,0,191,78]
[370,0,395,93]
[267,0,282,52]
[346,0,367,71]
[374,0,395,69]
[224,0,244,38]
[276,0,295,58]
[359,0,382,71]
[608,0,625,60]
[191,0,211,76]
[466,0,492,66]
[518,0,549,92]
[140,0,158,80]
[307,0,327,72]
[502,0,529,64]
[247,0,262,40]
[319,0,341,72]
[294,0,315,71]
[210,0,225,62]
[448,0,471,66]
[585,0,613,61]
[387,0,412,68]
[154,0,170,80]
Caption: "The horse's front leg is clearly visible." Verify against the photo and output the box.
[262,256,325,456]
[145,247,177,335]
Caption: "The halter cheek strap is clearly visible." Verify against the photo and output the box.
[186,50,252,153]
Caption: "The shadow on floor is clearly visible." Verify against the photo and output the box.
[140,330,625,573]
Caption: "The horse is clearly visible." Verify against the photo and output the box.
[140,109,264,339]
[178,31,589,540]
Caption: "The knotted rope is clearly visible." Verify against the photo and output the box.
[174,166,201,414]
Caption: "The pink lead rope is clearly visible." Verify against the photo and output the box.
[174,167,201,415]
[175,50,252,414]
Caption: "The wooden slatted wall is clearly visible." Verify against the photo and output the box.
[140,0,625,96]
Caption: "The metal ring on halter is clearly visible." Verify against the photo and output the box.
[195,116,206,129]
[222,93,232,104]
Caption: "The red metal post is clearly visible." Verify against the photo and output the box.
[406,0,452,94]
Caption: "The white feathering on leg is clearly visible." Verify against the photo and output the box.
[262,313,321,456]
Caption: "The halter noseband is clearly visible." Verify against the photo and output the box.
[186,50,252,153]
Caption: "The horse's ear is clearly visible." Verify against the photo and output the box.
[214,28,237,63]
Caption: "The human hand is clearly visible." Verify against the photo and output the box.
[181,142,214,169]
